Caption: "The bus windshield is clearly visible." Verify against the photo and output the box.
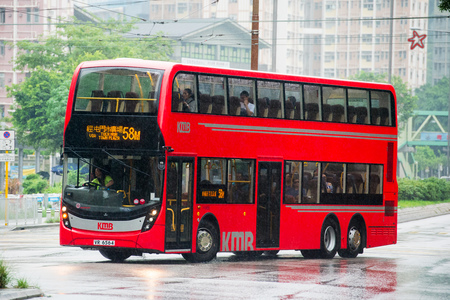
[73,67,163,114]
[63,155,164,212]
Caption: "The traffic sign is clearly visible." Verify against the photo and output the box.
[0,153,14,162]
[0,131,14,150]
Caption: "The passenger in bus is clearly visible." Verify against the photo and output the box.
[231,172,250,203]
[285,176,304,203]
[92,167,114,189]
[287,96,296,106]
[313,169,333,194]
[182,88,197,112]
[239,91,254,116]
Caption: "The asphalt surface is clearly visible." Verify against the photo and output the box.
[1,203,449,300]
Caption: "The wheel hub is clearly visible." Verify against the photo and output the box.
[324,226,337,251]
[348,227,361,251]
[197,229,213,252]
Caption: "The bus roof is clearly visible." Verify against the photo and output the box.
[75,59,395,93]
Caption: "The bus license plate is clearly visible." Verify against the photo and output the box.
[94,240,115,246]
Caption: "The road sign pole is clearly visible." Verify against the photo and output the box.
[4,150,8,226]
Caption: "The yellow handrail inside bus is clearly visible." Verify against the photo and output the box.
[166,208,176,231]
[147,71,154,87]
[134,74,144,112]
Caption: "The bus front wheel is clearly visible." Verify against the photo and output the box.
[182,221,219,263]
[99,249,131,262]
[338,220,364,258]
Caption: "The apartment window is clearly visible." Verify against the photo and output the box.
[0,73,5,88]
[178,3,187,14]
[0,8,5,23]
[0,41,4,56]
[34,8,39,22]
[362,34,372,43]
[27,8,31,22]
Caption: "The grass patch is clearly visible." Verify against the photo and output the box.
[0,260,11,288]
[15,278,29,289]
[398,199,450,209]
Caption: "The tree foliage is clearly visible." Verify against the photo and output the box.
[414,146,445,173]
[349,71,417,124]
[8,18,174,151]
[415,77,450,111]
[439,0,450,12]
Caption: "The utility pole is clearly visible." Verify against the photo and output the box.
[251,0,259,70]
[388,0,394,83]
[272,0,278,72]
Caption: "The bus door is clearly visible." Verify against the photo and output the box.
[165,157,194,251]
[256,161,281,248]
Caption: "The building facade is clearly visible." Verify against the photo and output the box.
[428,0,450,85]
[0,0,73,119]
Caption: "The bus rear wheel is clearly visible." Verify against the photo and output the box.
[182,221,219,263]
[338,220,364,258]
[99,249,131,262]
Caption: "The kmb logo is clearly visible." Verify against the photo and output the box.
[98,222,113,230]
[177,122,190,133]
[221,231,254,251]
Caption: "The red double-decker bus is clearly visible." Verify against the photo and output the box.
[60,59,397,262]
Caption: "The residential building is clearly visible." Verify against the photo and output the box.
[428,0,450,85]
[0,0,73,118]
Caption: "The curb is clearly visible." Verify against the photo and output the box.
[398,202,450,223]
[0,288,43,300]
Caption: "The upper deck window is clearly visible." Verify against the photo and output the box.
[74,67,163,114]
[170,71,395,127]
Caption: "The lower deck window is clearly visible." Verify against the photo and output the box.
[198,158,255,204]
[284,161,383,205]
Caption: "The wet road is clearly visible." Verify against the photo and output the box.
[0,215,449,299]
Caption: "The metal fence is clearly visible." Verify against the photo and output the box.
[0,194,60,227]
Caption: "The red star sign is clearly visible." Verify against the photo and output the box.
[408,30,427,50]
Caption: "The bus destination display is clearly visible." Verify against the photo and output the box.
[86,125,141,141]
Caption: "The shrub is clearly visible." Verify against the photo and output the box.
[398,177,450,201]
[22,174,48,194]
[0,260,11,288]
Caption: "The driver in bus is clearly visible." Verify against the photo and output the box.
[92,167,114,189]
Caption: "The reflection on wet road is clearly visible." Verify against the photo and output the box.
[0,215,448,299]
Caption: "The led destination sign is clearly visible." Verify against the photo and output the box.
[86,125,141,141]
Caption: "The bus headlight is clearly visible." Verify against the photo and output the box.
[61,206,71,229]
[142,207,160,232]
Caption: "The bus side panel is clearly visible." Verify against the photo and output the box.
[196,205,258,253]
[136,224,165,251]
[60,223,74,246]
[279,206,322,250]
[366,193,397,248]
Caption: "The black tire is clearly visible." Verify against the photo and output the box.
[338,219,364,258]
[182,221,219,263]
[317,218,339,259]
[263,250,279,257]
[301,249,320,259]
[99,249,131,262]
[233,251,263,257]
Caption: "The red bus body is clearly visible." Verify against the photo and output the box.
[60,59,397,261]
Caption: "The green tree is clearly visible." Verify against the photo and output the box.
[414,146,445,175]
[8,19,174,151]
[439,0,450,12]
[349,71,417,124]
[415,77,450,111]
